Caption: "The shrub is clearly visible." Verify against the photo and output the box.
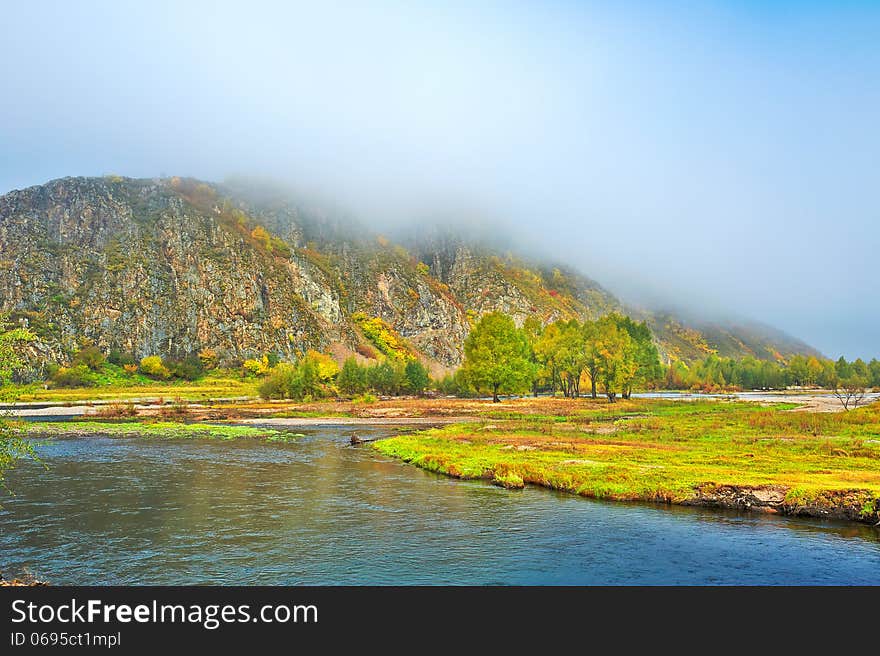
[243,355,270,377]
[351,313,412,361]
[168,355,205,381]
[258,363,302,400]
[94,402,137,418]
[140,355,171,380]
[51,364,96,388]
[72,345,105,371]
[257,355,328,400]
[107,349,137,366]
[198,348,219,370]
[123,363,138,375]
[305,350,339,382]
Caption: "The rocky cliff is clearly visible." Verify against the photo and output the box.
[0,176,820,371]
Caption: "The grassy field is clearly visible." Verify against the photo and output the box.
[371,398,880,523]
[6,374,259,403]
[25,420,289,441]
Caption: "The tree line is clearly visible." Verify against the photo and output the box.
[455,311,661,402]
[664,353,880,392]
[451,312,879,402]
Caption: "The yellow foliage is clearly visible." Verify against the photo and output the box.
[304,350,339,382]
[242,355,270,376]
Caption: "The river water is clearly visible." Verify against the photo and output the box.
[2,427,879,585]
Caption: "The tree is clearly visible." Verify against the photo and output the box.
[593,319,637,402]
[366,361,405,395]
[613,314,662,398]
[337,357,367,396]
[582,320,603,399]
[404,360,430,396]
[521,315,544,396]
[461,312,534,402]
[833,376,868,411]
[0,318,38,494]
[555,319,587,398]
[869,359,880,389]
[533,321,563,395]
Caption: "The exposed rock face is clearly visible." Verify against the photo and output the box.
[687,483,880,525]
[0,176,819,368]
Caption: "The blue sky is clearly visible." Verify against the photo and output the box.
[1,1,878,358]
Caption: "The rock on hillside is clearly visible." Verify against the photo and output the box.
[0,176,820,371]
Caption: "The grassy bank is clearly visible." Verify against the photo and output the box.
[25,420,292,441]
[6,373,258,403]
[372,399,880,524]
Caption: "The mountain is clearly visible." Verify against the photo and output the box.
[0,176,821,373]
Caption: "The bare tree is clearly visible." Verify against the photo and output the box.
[833,377,868,411]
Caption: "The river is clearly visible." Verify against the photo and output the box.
[2,427,879,585]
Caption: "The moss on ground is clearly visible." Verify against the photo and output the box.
[372,400,880,520]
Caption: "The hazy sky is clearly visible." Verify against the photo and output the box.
[2,1,878,358]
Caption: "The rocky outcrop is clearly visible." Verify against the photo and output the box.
[0,176,820,369]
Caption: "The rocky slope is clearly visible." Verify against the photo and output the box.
[0,176,820,372]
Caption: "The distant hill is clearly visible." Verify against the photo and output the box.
[0,176,821,372]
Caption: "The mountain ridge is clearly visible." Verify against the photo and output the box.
[0,176,821,374]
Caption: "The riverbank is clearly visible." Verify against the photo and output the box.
[14,394,880,526]
[25,421,286,441]
[370,399,880,525]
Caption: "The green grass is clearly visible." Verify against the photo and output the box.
[372,400,880,517]
[24,420,292,441]
[6,372,258,403]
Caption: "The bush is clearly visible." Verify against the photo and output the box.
[72,345,105,371]
[94,402,137,418]
[168,355,205,381]
[123,363,138,375]
[257,354,329,400]
[257,363,298,399]
[108,349,137,366]
[51,364,96,388]
[198,348,219,370]
[243,355,271,377]
[140,355,171,379]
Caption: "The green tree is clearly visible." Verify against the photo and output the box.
[461,312,535,402]
[533,321,563,395]
[582,320,603,398]
[521,315,544,396]
[367,361,405,395]
[337,357,367,396]
[613,314,662,398]
[868,359,880,388]
[404,360,430,396]
[593,319,637,402]
[555,319,587,398]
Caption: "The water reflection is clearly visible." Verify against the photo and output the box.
[1,427,878,585]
